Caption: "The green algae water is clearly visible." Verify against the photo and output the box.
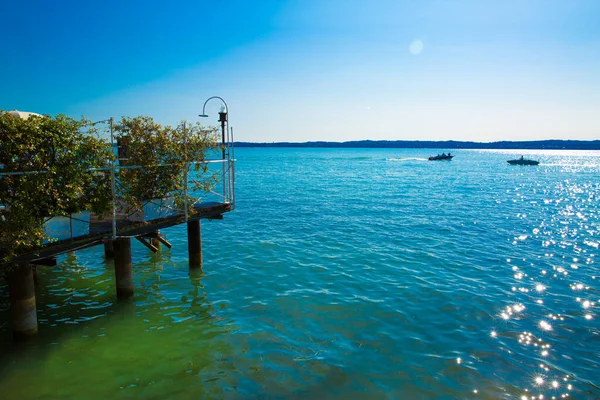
[1,148,599,399]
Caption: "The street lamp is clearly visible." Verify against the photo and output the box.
[199,96,228,118]
[199,96,229,203]
[199,96,228,160]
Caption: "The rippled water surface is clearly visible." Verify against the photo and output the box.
[1,148,599,399]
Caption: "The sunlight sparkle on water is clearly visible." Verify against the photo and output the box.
[536,284,546,292]
[582,300,591,308]
[535,376,545,386]
[513,304,526,313]
[515,272,525,279]
[539,320,552,331]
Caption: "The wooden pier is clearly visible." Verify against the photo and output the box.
[1,103,236,341]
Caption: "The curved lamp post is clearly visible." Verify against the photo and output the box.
[199,96,228,119]
[199,96,229,204]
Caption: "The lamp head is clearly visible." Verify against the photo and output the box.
[199,114,209,118]
[218,104,227,122]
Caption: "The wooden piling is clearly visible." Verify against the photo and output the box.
[9,265,38,340]
[104,239,114,259]
[114,238,134,298]
[187,220,202,269]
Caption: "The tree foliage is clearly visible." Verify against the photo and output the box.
[0,113,221,269]
[0,112,114,263]
[113,116,220,211]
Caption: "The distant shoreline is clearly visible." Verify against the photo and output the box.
[235,140,600,150]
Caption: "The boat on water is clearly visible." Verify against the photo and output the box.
[507,156,539,166]
[429,153,454,161]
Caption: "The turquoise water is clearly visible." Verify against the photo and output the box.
[1,148,599,399]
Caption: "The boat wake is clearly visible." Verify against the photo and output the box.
[386,157,428,162]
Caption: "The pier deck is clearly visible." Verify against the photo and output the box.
[5,201,231,265]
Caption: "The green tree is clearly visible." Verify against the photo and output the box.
[0,113,221,269]
[113,116,220,214]
[0,112,114,266]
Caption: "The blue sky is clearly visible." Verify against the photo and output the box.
[2,0,599,142]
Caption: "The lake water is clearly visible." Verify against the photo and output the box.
[1,148,599,399]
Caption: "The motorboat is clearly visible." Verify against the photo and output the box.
[507,157,539,165]
[428,154,454,161]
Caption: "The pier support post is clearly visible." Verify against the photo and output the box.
[104,240,114,259]
[114,238,134,298]
[9,265,38,340]
[187,220,202,269]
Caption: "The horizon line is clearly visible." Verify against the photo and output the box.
[234,139,600,150]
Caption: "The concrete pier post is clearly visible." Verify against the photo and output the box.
[104,240,114,259]
[187,220,202,269]
[114,238,134,298]
[9,265,38,340]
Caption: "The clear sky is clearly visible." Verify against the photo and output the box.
[2,0,599,142]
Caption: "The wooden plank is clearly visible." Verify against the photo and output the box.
[135,237,159,253]
[155,235,172,249]
[31,257,57,267]
[141,232,173,249]
[8,239,104,264]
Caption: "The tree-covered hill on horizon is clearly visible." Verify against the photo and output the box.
[235,140,600,150]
